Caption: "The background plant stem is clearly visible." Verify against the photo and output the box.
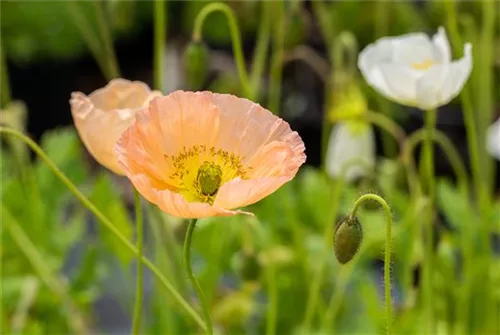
[93,1,119,79]
[0,46,11,108]
[192,2,252,100]
[0,127,206,331]
[131,190,144,335]
[250,1,272,99]
[350,193,392,335]
[183,219,213,335]
[423,109,436,334]
[154,0,166,92]
[268,0,286,116]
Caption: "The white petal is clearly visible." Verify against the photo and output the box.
[325,122,375,182]
[432,26,451,64]
[486,117,500,161]
[376,63,422,105]
[358,38,394,76]
[415,43,472,110]
[391,33,437,65]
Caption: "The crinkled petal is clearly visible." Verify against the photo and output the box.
[432,26,451,64]
[130,174,250,218]
[150,91,220,155]
[214,176,291,209]
[70,92,135,175]
[376,63,422,105]
[416,44,472,109]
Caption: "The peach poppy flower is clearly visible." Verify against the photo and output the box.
[70,79,162,174]
[115,91,306,218]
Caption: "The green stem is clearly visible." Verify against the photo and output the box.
[0,127,206,331]
[1,45,11,108]
[192,2,252,100]
[311,0,335,62]
[268,0,286,115]
[350,193,392,335]
[67,1,109,79]
[183,219,213,335]
[250,1,272,97]
[93,1,120,79]
[423,109,436,333]
[445,0,488,210]
[403,129,469,194]
[266,255,278,335]
[478,0,495,194]
[154,0,166,92]
[1,204,87,335]
[131,190,144,335]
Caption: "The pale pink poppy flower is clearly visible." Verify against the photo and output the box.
[115,91,306,218]
[70,79,162,174]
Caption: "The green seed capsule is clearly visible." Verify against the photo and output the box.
[334,216,363,264]
[183,41,209,90]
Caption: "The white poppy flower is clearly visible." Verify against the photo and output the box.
[358,27,472,110]
[487,117,500,161]
[325,121,375,182]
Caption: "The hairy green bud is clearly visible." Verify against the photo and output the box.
[334,216,363,264]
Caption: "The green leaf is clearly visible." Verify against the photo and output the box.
[89,174,133,267]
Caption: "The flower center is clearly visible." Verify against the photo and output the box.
[196,161,222,196]
[166,145,248,204]
[411,58,435,70]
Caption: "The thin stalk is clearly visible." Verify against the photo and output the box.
[403,129,469,194]
[311,0,335,61]
[1,46,11,108]
[154,0,166,92]
[67,1,109,79]
[93,1,120,79]
[445,0,488,211]
[0,127,206,331]
[266,255,278,335]
[250,0,272,96]
[183,219,213,335]
[478,0,495,194]
[1,204,87,335]
[268,0,286,115]
[131,190,144,335]
[374,0,397,158]
[423,109,437,333]
[350,193,392,335]
[192,2,252,99]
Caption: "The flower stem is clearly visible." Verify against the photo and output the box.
[192,2,252,100]
[1,204,88,335]
[93,1,120,79]
[423,109,436,333]
[183,219,213,335]
[131,190,144,335]
[266,257,278,335]
[0,45,11,108]
[268,0,286,116]
[154,0,166,92]
[0,127,206,331]
[403,128,469,194]
[350,193,392,335]
[250,1,272,97]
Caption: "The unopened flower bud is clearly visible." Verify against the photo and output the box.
[334,216,363,264]
[183,41,209,90]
